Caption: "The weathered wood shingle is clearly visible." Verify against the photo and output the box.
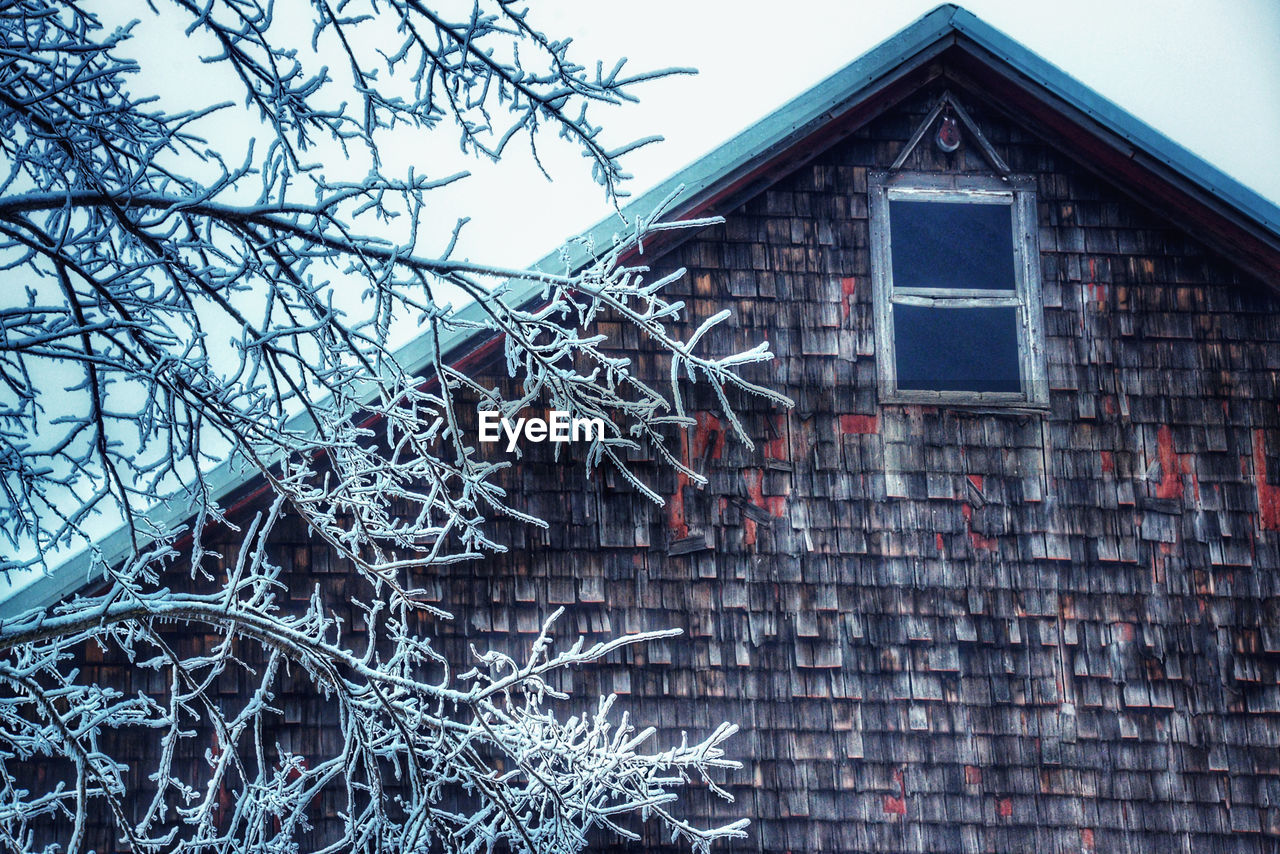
[28,46,1280,854]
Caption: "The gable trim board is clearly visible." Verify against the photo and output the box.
[3,3,1277,620]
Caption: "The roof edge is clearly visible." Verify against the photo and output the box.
[946,7,1279,239]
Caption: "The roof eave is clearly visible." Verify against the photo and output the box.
[943,11,1280,288]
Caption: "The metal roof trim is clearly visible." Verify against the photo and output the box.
[945,6,1279,236]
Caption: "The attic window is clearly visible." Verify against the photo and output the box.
[869,172,1047,408]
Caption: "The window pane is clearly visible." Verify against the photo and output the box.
[889,200,1016,290]
[894,304,1021,392]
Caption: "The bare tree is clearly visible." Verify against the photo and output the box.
[0,2,789,852]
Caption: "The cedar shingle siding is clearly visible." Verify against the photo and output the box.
[34,48,1280,854]
[436,83,1280,851]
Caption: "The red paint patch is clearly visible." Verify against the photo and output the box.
[967,474,984,492]
[1081,829,1095,850]
[841,277,858,320]
[961,503,997,552]
[1086,259,1107,305]
[669,425,691,540]
[965,765,982,785]
[883,795,906,815]
[1112,622,1136,642]
[1100,450,1114,474]
[669,482,689,539]
[669,412,727,539]
[997,798,1013,818]
[761,413,788,462]
[1253,429,1280,531]
[969,531,997,552]
[961,508,997,550]
[1155,425,1184,500]
[839,414,878,435]
[936,533,945,554]
[742,469,763,546]
[741,467,788,546]
[693,411,725,460]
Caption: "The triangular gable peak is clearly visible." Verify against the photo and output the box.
[889,90,1009,174]
[633,7,1279,290]
[4,4,1278,617]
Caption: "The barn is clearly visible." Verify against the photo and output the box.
[7,4,1280,852]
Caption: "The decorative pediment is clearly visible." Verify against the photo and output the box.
[890,90,1010,174]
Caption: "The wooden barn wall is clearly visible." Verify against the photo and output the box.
[39,78,1280,853]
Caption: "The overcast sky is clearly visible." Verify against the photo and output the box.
[112,0,1280,273]
[408,0,1280,270]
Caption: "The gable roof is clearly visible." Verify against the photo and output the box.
[4,4,1278,619]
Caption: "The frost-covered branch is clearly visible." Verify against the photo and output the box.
[0,1,786,850]
[0,527,749,853]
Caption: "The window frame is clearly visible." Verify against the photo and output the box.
[869,170,1048,409]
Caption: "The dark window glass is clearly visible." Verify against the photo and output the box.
[889,201,1016,290]
[894,305,1020,392]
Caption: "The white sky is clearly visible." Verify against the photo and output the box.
[411,0,1280,270]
